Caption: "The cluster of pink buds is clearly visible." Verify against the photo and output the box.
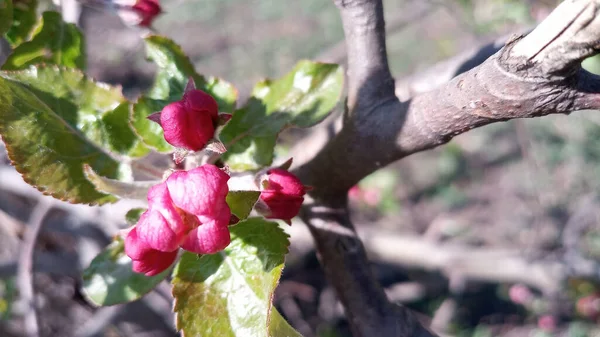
[125,165,231,275]
[124,84,310,275]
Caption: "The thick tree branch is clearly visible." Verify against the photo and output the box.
[333,0,396,111]
[294,1,600,336]
[298,0,600,198]
[299,197,436,337]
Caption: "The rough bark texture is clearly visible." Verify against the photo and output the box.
[293,0,600,336]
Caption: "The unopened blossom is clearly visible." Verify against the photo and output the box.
[259,168,307,223]
[125,225,178,276]
[125,164,232,275]
[166,165,232,254]
[160,90,219,152]
[116,0,162,28]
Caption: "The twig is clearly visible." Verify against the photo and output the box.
[17,200,52,337]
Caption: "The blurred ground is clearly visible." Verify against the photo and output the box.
[5,0,600,336]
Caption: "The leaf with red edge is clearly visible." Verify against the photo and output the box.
[172,217,300,337]
[0,70,128,204]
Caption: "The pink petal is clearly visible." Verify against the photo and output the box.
[147,183,189,237]
[166,165,230,217]
[183,89,219,122]
[181,220,231,255]
[124,225,150,260]
[266,169,306,196]
[136,209,181,252]
[125,226,178,276]
[131,249,178,276]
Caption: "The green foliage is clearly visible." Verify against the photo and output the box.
[84,165,156,201]
[220,60,343,171]
[130,36,237,152]
[125,208,146,226]
[3,11,85,70]
[226,190,261,219]
[4,0,37,47]
[172,217,298,337]
[0,0,13,36]
[1,66,148,156]
[0,75,122,204]
[82,238,171,306]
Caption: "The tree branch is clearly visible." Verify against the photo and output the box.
[299,197,436,337]
[294,0,600,336]
[333,0,396,111]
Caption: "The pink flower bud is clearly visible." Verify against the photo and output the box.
[166,165,230,219]
[259,169,307,223]
[537,315,556,332]
[508,284,533,305]
[116,0,162,28]
[125,164,233,274]
[133,0,161,27]
[183,90,219,123]
[166,165,232,254]
[160,102,215,152]
[125,226,178,276]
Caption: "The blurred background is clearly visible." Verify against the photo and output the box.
[4,0,600,336]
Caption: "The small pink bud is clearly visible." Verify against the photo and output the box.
[508,284,533,305]
[125,226,178,276]
[348,185,362,200]
[132,0,161,27]
[537,315,556,332]
[116,0,162,28]
[160,100,216,152]
[577,294,600,319]
[259,169,307,223]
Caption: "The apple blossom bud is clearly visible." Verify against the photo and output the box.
[160,100,216,152]
[258,168,307,223]
[116,0,162,28]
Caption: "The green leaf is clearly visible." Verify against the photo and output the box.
[220,60,343,171]
[84,165,156,201]
[226,190,261,220]
[270,309,304,337]
[0,75,122,204]
[3,11,85,70]
[125,208,145,226]
[130,35,237,152]
[1,65,149,157]
[172,217,297,337]
[82,238,171,306]
[0,0,13,37]
[4,0,37,47]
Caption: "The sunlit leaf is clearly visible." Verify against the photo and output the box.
[220,60,343,171]
[0,75,122,204]
[3,11,85,70]
[1,65,149,157]
[172,217,298,337]
[226,190,261,219]
[82,238,171,306]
